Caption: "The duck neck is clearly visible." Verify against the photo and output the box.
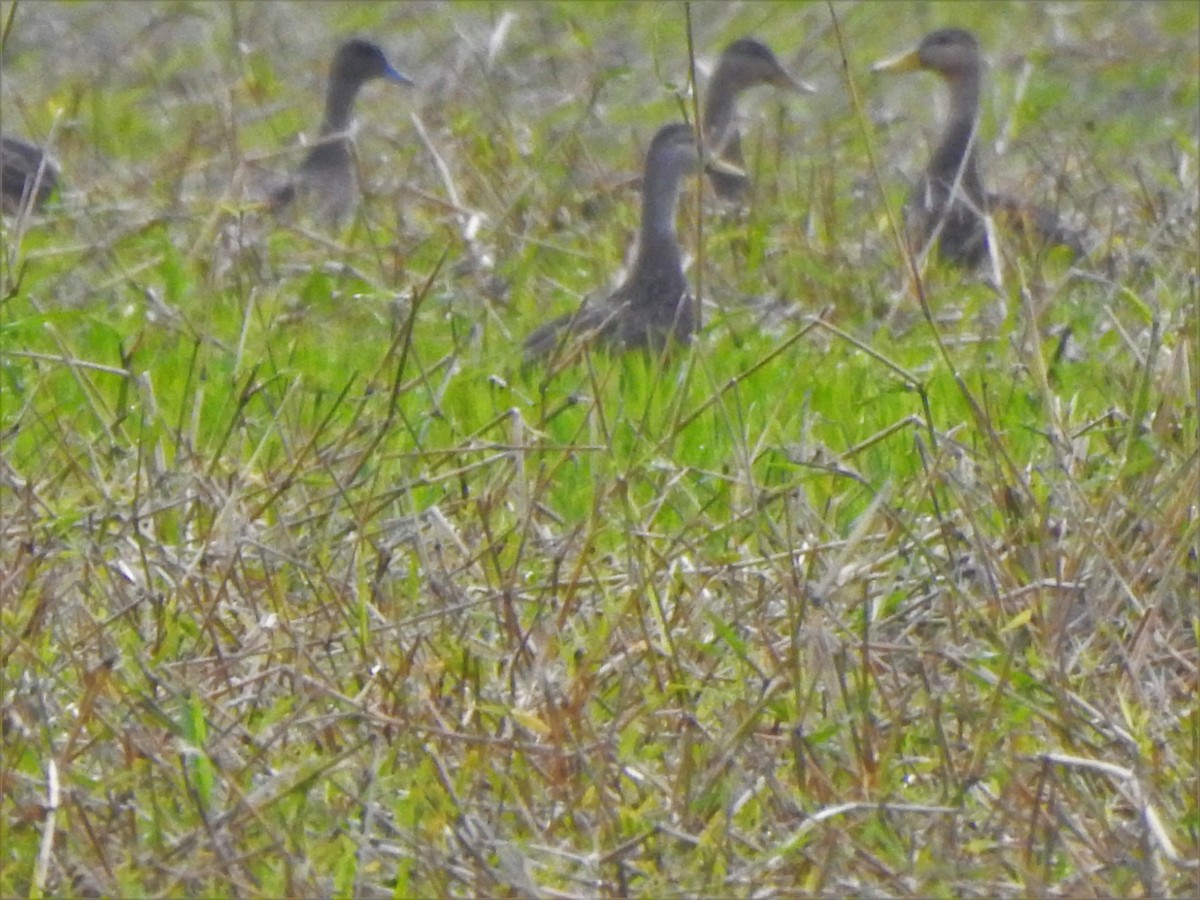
[930,71,982,190]
[635,157,686,276]
[702,75,737,153]
[320,75,364,136]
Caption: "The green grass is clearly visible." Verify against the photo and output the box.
[2,1,1198,896]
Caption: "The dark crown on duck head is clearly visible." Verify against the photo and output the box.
[648,122,700,158]
[716,38,808,92]
[645,122,746,175]
[332,39,414,86]
[724,39,782,70]
[918,29,980,75]
[872,29,981,80]
[644,123,746,180]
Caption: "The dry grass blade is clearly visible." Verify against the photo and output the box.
[1,2,1196,897]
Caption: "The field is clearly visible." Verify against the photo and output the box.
[2,1,1197,896]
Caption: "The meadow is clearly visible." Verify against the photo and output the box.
[1,1,1197,896]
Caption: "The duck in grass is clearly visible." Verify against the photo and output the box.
[703,38,814,201]
[873,28,1085,268]
[1,135,59,216]
[524,123,741,361]
[268,38,413,226]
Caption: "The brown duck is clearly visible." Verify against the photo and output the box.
[873,28,1084,267]
[525,123,738,360]
[703,38,814,201]
[269,39,413,225]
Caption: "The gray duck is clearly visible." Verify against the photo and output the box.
[703,38,814,201]
[873,28,1084,266]
[525,123,735,360]
[269,38,412,225]
[1,135,59,216]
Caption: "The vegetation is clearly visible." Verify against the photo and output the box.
[2,1,1196,896]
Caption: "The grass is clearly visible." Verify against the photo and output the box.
[2,1,1198,896]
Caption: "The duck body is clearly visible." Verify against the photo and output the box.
[270,38,412,225]
[1,135,59,215]
[702,38,812,201]
[524,123,704,360]
[919,97,989,267]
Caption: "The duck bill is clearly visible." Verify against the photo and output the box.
[702,156,746,179]
[871,48,922,74]
[774,70,817,94]
[384,64,415,86]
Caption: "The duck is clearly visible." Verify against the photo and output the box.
[1,135,59,216]
[703,38,814,201]
[525,123,737,360]
[269,38,413,226]
[872,29,991,267]
[873,28,1085,267]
